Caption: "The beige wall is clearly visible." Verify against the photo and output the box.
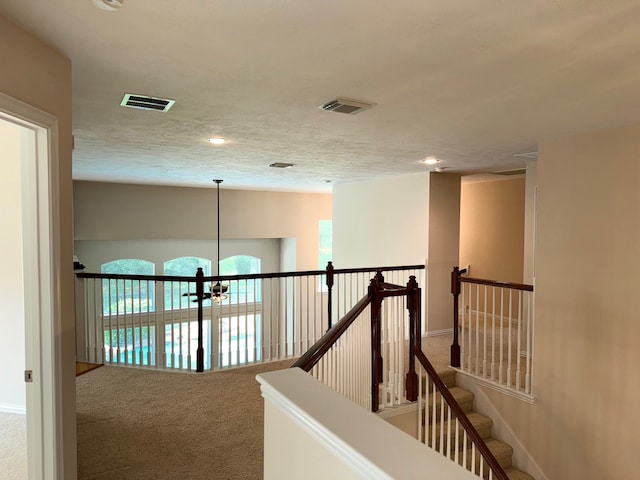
[427,173,461,332]
[0,14,75,477]
[73,181,331,271]
[482,123,640,479]
[459,177,525,283]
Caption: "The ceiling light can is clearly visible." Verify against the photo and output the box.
[92,0,124,11]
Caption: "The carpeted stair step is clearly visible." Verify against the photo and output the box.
[430,411,493,449]
[427,386,474,420]
[456,437,513,474]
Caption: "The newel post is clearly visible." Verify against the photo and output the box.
[450,266,461,368]
[405,275,420,402]
[325,261,334,331]
[196,267,205,373]
[370,271,384,412]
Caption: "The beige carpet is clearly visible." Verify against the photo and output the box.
[76,336,457,479]
[0,412,27,480]
[77,360,293,480]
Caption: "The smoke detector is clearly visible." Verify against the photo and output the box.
[120,94,175,112]
[318,97,376,115]
[92,0,124,11]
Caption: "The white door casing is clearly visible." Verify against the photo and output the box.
[0,91,63,479]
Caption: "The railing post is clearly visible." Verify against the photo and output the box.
[370,273,384,412]
[325,261,334,331]
[196,267,205,373]
[451,266,461,368]
[405,276,419,402]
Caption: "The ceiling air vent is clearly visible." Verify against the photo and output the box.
[120,93,175,112]
[513,151,538,159]
[269,162,295,168]
[318,97,375,115]
[496,168,527,176]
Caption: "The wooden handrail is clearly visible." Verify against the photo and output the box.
[414,349,510,480]
[292,292,373,372]
[460,276,533,292]
[451,266,534,367]
[76,263,425,283]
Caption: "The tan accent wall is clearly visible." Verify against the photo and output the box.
[459,177,525,283]
[482,123,640,479]
[0,15,75,477]
[427,173,461,332]
[73,181,332,270]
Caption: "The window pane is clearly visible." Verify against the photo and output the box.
[319,220,332,269]
[219,255,261,303]
[163,257,211,310]
[101,259,155,314]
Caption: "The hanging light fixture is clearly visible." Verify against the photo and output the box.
[210,179,229,302]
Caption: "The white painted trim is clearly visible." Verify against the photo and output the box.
[425,328,453,337]
[258,368,478,479]
[454,373,548,480]
[0,403,27,415]
[453,368,535,404]
[0,91,62,479]
[376,402,417,420]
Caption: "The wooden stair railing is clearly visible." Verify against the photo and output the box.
[414,349,510,480]
[451,266,535,395]
[293,272,421,412]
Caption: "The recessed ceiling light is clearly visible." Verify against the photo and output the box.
[422,156,440,165]
[208,138,226,145]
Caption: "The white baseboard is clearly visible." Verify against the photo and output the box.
[425,328,453,337]
[0,403,27,415]
[376,402,417,420]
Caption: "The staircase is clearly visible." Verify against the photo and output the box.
[382,367,535,480]
[435,369,534,479]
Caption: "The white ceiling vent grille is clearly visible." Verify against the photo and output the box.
[120,93,175,112]
[318,97,375,115]
[496,168,527,176]
[513,151,538,159]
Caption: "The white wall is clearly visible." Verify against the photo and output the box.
[333,173,430,268]
[0,120,26,411]
[333,172,461,333]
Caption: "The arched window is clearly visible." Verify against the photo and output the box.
[163,256,212,310]
[219,255,261,303]
[101,259,154,314]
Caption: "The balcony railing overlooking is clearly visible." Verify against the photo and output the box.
[75,262,425,372]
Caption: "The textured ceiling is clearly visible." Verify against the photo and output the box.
[2,0,640,192]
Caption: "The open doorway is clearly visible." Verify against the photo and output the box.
[0,119,28,478]
[0,93,63,478]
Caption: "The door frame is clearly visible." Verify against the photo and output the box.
[0,91,63,478]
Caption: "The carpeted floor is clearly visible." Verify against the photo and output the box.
[75,335,456,480]
[76,360,294,480]
[0,412,27,480]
